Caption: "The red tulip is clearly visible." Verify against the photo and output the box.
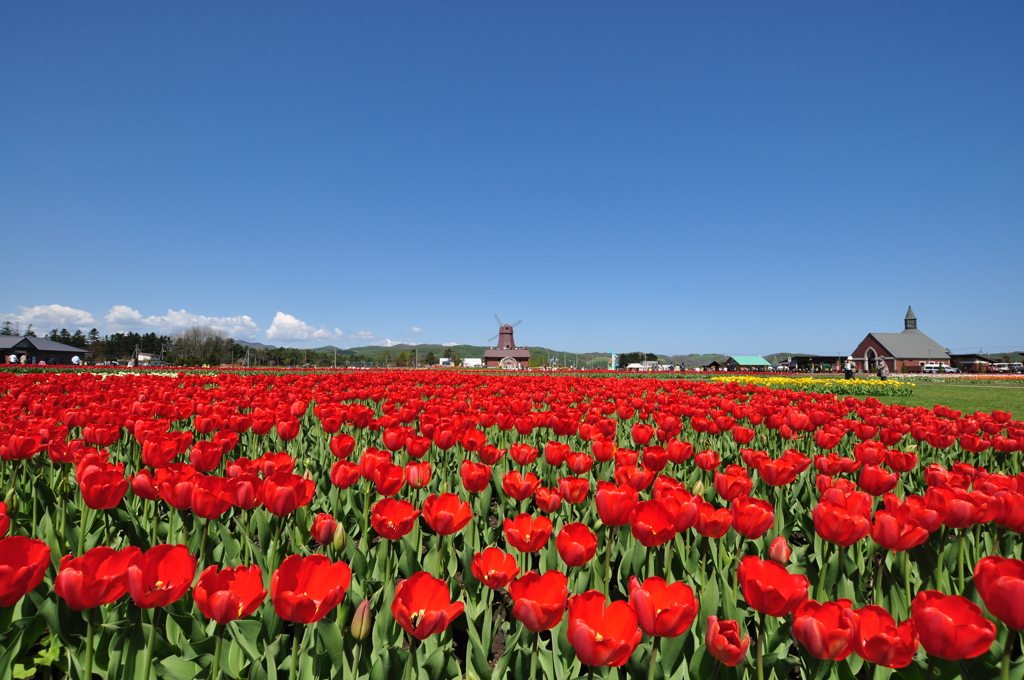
[695,499,732,539]
[422,493,473,536]
[0,502,7,539]
[392,571,465,640]
[55,546,142,610]
[813,493,871,547]
[595,481,637,526]
[79,465,129,510]
[310,513,338,546]
[870,509,929,552]
[504,513,553,553]
[189,441,224,473]
[791,599,854,660]
[508,443,539,466]
[629,500,676,547]
[329,433,355,459]
[558,476,590,505]
[471,548,519,590]
[404,461,432,489]
[0,536,51,607]
[555,523,598,567]
[656,483,701,532]
[846,605,919,668]
[193,565,266,624]
[705,616,750,667]
[768,536,791,563]
[260,472,315,517]
[911,590,996,660]
[730,496,774,540]
[222,474,263,510]
[372,462,406,497]
[566,590,642,667]
[737,556,809,617]
[126,544,196,608]
[371,498,420,541]
[694,449,720,471]
[502,470,541,501]
[974,556,1024,630]
[460,460,491,493]
[275,416,300,441]
[714,465,752,501]
[631,422,655,446]
[534,487,563,513]
[271,554,351,624]
[628,576,698,637]
[858,465,899,497]
[757,450,810,486]
[329,460,360,489]
[191,476,231,519]
[509,570,569,632]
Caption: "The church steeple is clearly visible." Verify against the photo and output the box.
[904,306,917,331]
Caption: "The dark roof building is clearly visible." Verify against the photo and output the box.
[850,307,950,373]
[482,324,532,369]
[1,336,91,365]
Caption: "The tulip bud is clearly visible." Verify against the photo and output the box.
[350,599,372,640]
[333,522,347,552]
[691,480,705,496]
[769,536,791,563]
[303,469,314,481]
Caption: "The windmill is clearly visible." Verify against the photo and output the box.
[483,314,532,369]
[489,314,523,350]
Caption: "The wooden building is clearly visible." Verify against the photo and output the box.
[850,307,950,373]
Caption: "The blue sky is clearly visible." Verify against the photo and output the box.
[2,3,1021,356]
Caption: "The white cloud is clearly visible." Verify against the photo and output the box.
[442,342,458,347]
[265,312,343,342]
[1,304,96,329]
[411,327,421,334]
[105,305,261,339]
[350,331,375,341]
[374,338,403,347]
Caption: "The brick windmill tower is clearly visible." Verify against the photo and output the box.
[483,314,532,369]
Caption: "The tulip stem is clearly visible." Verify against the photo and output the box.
[210,624,223,680]
[404,637,417,680]
[84,608,94,680]
[647,637,660,680]
[529,630,539,680]
[924,657,935,680]
[903,550,912,607]
[817,541,830,601]
[142,608,160,680]
[199,518,210,567]
[756,612,766,680]
[289,624,301,680]
[603,527,616,595]
[709,660,721,680]
[1002,633,1011,680]
[957,532,965,593]
[351,644,362,677]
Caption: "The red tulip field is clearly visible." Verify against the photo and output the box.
[1,369,1023,680]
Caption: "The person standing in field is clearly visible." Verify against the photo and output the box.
[878,360,889,380]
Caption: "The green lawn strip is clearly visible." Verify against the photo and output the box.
[875,382,1024,415]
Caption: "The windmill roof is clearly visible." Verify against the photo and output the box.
[869,329,948,359]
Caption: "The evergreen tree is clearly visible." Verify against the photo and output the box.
[0,321,14,335]
[24,324,36,337]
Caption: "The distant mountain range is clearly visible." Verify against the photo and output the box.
[233,340,808,368]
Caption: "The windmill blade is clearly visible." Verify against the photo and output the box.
[494,313,503,327]
[488,334,499,343]
[510,320,522,328]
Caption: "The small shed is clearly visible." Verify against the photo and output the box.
[949,354,994,374]
[724,355,772,372]
[1,336,91,365]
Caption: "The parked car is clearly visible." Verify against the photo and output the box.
[992,363,1011,373]
[922,363,944,373]
[941,365,960,373]
[1010,362,1024,374]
